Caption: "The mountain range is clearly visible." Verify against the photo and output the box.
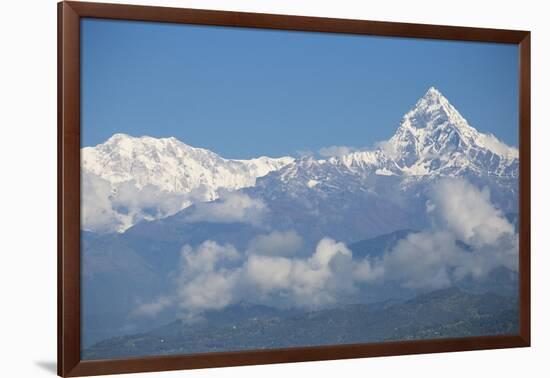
[80,87,520,353]
[82,87,518,233]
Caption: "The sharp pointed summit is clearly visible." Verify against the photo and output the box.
[423,86,445,101]
[378,86,518,174]
[402,87,468,130]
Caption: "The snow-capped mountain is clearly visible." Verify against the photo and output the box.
[81,134,293,232]
[383,87,518,177]
[245,88,518,242]
[257,87,518,194]
[82,87,518,234]
[83,134,294,194]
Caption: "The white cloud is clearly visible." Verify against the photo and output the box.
[311,238,352,267]
[475,133,519,159]
[81,170,191,233]
[178,271,240,311]
[427,178,514,247]
[132,296,172,318]
[138,236,360,315]
[176,241,242,312]
[185,191,268,226]
[375,140,399,160]
[318,145,358,158]
[81,172,121,233]
[365,178,519,289]
[82,175,270,234]
[112,181,189,221]
[133,178,518,315]
[378,231,459,289]
[245,255,293,293]
[244,237,355,308]
[180,240,241,275]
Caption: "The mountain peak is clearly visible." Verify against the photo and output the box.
[424,86,443,98]
[405,87,463,129]
[382,86,518,172]
[419,86,451,108]
[106,133,182,144]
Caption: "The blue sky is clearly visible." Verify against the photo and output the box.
[81,18,518,158]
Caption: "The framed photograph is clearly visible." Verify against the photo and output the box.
[58,1,530,376]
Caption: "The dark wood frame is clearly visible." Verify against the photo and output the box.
[58,1,531,376]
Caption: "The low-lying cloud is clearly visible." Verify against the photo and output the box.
[135,235,358,315]
[132,296,172,318]
[372,178,518,289]
[176,241,242,311]
[82,171,192,233]
[82,171,268,233]
[244,238,356,308]
[134,178,518,316]
[82,172,122,233]
[428,178,515,247]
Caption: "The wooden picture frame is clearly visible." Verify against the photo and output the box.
[58,1,530,376]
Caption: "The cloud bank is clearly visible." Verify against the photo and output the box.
[173,237,356,312]
[134,178,518,316]
[81,171,269,233]
[82,171,192,233]
[373,178,518,289]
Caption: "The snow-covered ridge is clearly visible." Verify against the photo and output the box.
[81,134,293,233]
[82,134,294,193]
